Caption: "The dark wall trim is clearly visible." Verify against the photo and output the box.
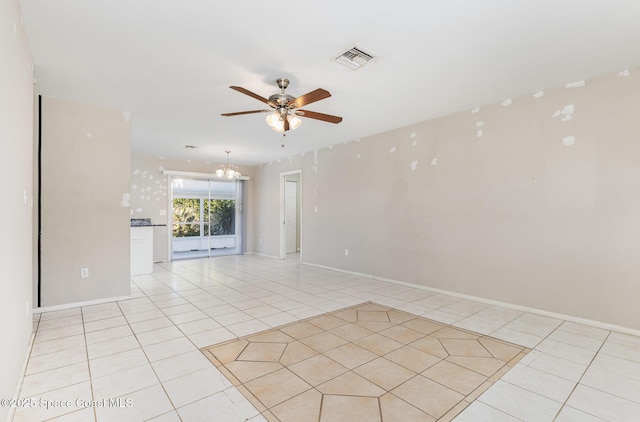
[37,94,41,308]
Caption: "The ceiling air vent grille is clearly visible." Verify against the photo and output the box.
[335,46,375,69]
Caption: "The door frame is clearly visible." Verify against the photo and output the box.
[279,169,302,260]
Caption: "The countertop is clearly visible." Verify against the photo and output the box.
[131,218,167,227]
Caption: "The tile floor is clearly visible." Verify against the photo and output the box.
[10,254,640,421]
[203,302,530,421]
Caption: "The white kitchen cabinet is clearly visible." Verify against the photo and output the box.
[131,226,153,275]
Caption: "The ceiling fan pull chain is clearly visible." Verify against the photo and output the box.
[281,133,286,148]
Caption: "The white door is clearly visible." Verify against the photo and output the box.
[285,181,297,254]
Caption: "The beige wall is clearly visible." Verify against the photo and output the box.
[130,154,254,260]
[252,67,640,330]
[40,97,131,306]
[0,0,34,418]
[252,160,290,257]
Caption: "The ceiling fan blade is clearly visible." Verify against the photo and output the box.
[296,109,343,124]
[229,86,274,106]
[289,88,331,108]
[284,117,290,131]
[221,109,271,117]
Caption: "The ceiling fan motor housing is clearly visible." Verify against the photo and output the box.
[270,78,295,108]
[268,93,295,107]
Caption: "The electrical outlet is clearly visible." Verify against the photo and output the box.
[344,248,349,256]
[80,268,89,278]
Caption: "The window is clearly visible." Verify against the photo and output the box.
[172,198,235,238]
[172,198,201,237]
[170,177,244,259]
[205,199,235,236]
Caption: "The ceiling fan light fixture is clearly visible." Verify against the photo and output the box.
[266,111,301,132]
[269,117,285,132]
[287,115,302,130]
[265,112,281,128]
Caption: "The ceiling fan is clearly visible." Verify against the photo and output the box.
[221,78,343,133]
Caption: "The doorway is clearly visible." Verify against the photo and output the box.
[170,177,245,260]
[280,170,302,260]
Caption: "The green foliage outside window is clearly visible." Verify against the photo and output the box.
[172,198,200,237]
[173,198,235,238]
[206,199,235,235]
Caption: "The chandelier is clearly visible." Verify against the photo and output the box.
[215,151,241,178]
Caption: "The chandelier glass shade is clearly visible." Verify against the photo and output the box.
[216,151,241,178]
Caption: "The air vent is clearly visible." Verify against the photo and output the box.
[335,46,375,69]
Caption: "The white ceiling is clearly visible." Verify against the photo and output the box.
[20,0,640,166]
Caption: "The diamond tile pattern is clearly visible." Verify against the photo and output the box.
[203,302,530,421]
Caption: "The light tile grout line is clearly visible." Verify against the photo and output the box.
[551,330,611,421]
[80,307,98,422]
[478,317,610,422]
[114,298,183,421]
[126,281,242,416]
[20,310,94,421]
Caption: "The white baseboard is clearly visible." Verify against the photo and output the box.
[251,252,281,260]
[302,261,640,337]
[33,294,135,314]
